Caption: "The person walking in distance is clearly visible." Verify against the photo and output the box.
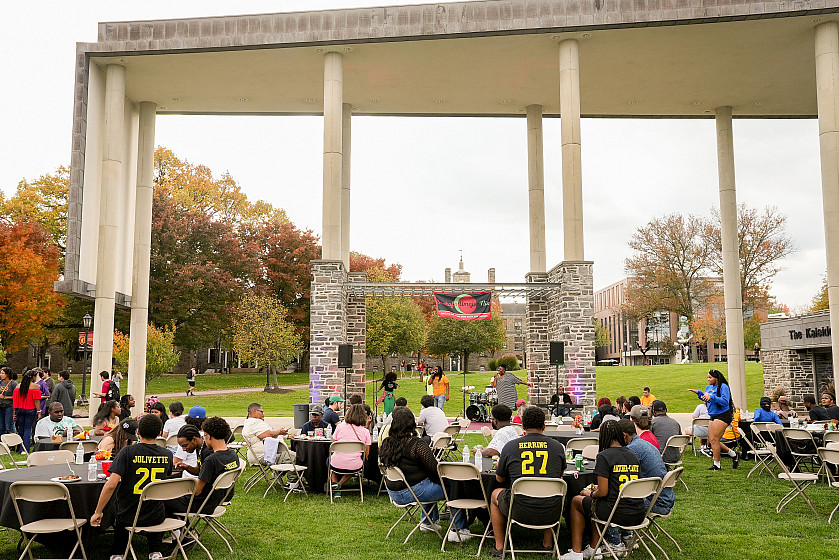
[186,367,196,396]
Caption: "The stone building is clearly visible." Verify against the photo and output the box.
[760,311,833,412]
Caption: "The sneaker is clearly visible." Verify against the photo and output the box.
[419,522,443,533]
[732,452,741,469]
[333,491,342,498]
[560,551,584,560]
[447,528,473,543]
[606,541,627,554]
[700,446,713,458]
[110,556,124,560]
[287,480,300,491]
[149,553,164,560]
[582,545,602,559]
[488,547,504,558]
[707,465,721,471]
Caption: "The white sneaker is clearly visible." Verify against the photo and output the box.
[560,551,583,560]
[287,480,300,490]
[419,522,442,533]
[582,545,601,559]
[606,541,627,555]
[149,553,164,560]
[447,528,472,542]
[109,556,124,560]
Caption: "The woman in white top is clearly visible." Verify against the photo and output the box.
[687,402,710,450]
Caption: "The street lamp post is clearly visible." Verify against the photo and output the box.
[77,313,92,407]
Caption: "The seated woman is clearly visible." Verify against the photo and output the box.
[329,404,371,497]
[591,403,620,431]
[148,402,169,434]
[118,394,135,421]
[380,407,470,541]
[754,397,783,424]
[97,417,138,454]
[776,396,798,419]
[511,399,527,425]
[92,400,122,435]
[563,420,647,560]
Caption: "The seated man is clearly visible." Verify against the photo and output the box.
[754,397,783,424]
[167,417,239,515]
[650,400,682,459]
[416,395,449,438]
[804,394,830,421]
[489,406,566,557]
[91,414,173,560]
[242,402,292,464]
[34,402,82,440]
[301,405,328,435]
[322,396,344,431]
[550,386,574,417]
[480,404,520,458]
[174,424,209,478]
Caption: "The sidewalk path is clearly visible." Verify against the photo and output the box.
[153,384,309,399]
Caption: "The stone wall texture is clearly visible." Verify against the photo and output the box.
[525,272,551,404]
[346,271,368,398]
[309,260,348,404]
[761,348,832,414]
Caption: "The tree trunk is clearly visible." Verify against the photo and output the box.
[462,351,470,375]
[271,366,279,389]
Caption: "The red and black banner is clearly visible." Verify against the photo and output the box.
[434,292,492,321]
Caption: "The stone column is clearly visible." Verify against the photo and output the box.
[126,102,155,416]
[346,271,367,399]
[559,40,584,261]
[341,103,352,270]
[526,104,547,273]
[525,272,551,404]
[715,106,747,409]
[309,260,348,404]
[548,261,596,409]
[815,22,839,394]
[322,52,343,261]
[90,64,125,416]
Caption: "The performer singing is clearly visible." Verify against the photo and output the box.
[377,372,399,416]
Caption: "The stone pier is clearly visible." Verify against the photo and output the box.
[309,260,347,404]
[346,271,367,398]
[525,272,551,404]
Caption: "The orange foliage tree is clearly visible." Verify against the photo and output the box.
[0,220,64,351]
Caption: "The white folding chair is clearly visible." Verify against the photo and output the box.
[511,424,525,436]
[431,434,454,461]
[765,442,818,514]
[0,441,26,468]
[480,426,493,445]
[824,431,839,445]
[566,437,598,453]
[9,481,88,560]
[242,436,277,493]
[266,439,308,501]
[591,477,662,560]
[1,433,28,456]
[155,437,168,448]
[59,440,99,454]
[818,447,839,523]
[123,478,197,560]
[738,427,778,479]
[642,467,684,560]
[226,424,247,461]
[327,440,366,503]
[502,477,567,560]
[689,418,710,456]
[444,424,464,450]
[581,445,599,461]
[437,462,492,553]
[661,434,691,491]
[781,428,821,473]
[383,466,445,543]
[179,464,245,560]
[27,450,74,467]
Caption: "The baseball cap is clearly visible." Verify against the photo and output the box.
[310,405,324,416]
[629,405,650,420]
[650,400,667,413]
[329,396,345,404]
[188,406,207,419]
[120,418,138,441]
[516,399,527,407]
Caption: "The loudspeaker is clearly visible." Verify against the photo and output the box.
[549,341,565,365]
[338,344,353,369]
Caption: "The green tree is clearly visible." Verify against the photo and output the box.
[425,301,506,374]
[811,275,829,312]
[112,324,181,381]
[594,318,611,349]
[232,294,303,389]
[743,312,764,350]
[0,339,6,365]
[365,268,425,373]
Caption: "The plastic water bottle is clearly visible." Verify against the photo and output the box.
[462,444,470,463]
[75,442,84,465]
[65,427,72,442]
[88,456,97,481]
[325,424,333,439]
[474,446,483,468]
[372,424,379,440]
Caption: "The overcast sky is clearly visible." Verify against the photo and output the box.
[0,1,827,311]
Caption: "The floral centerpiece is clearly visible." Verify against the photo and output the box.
[573,414,584,434]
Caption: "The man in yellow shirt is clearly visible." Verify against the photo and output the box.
[640,387,656,407]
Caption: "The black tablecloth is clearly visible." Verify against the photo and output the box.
[33,435,103,453]
[544,430,596,447]
[290,438,380,493]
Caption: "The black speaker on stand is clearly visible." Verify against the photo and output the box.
[338,344,353,402]
[549,341,565,408]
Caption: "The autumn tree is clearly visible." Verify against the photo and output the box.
[113,324,181,380]
[0,340,6,365]
[594,319,611,349]
[425,300,507,374]
[365,268,426,373]
[232,294,303,389]
[149,187,258,349]
[705,204,795,311]
[154,147,287,227]
[691,293,727,362]
[244,219,321,348]
[350,251,402,281]
[0,220,64,351]
[811,275,829,312]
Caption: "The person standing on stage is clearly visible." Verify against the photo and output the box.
[492,365,533,409]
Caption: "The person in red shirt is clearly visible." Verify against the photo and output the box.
[629,405,659,449]
[12,369,42,452]
[511,399,527,425]
[92,371,112,404]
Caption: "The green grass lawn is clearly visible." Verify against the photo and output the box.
[3,448,838,560]
[143,371,310,394]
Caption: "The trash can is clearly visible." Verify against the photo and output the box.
[293,403,310,429]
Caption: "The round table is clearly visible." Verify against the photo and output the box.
[33,435,103,453]
[0,464,112,554]
[289,437,380,493]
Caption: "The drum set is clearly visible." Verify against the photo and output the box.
[465,386,498,422]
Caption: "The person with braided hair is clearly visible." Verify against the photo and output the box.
[561,420,645,560]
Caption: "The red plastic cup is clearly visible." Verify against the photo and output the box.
[102,461,113,476]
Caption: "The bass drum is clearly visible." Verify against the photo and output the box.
[466,404,488,422]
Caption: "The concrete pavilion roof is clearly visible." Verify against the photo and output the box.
[79,1,839,119]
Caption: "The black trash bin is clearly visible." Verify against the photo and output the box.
[293,403,310,429]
